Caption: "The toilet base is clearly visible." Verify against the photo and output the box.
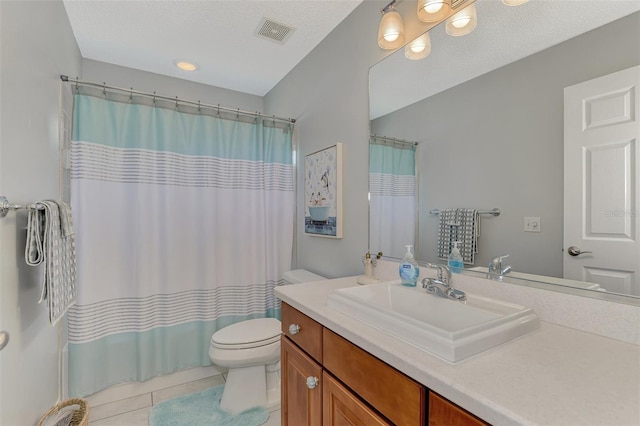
[220,362,280,414]
[265,361,281,409]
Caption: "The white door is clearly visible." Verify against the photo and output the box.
[564,65,640,296]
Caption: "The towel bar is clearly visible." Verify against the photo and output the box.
[0,196,45,218]
[430,208,501,217]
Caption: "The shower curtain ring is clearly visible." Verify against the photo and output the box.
[129,87,133,102]
[102,82,106,96]
[75,77,79,94]
[217,104,220,117]
[236,108,240,120]
[153,92,156,106]
[198,101,201,112]
[175,96,179,109]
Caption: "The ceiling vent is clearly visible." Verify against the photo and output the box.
[256,17,296,44]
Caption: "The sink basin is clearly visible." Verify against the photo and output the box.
[327,280,539,363]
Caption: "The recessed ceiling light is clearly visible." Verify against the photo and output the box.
[174,60,199,71]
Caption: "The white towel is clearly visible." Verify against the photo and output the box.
[25,200,77,325]
[25,207,45,265]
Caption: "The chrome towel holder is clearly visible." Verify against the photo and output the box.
[429,208,501,216]
[0,196,45,218]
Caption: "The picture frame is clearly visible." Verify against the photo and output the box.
[304,143,343,238]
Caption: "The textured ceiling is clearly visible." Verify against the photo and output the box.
[63,0,640,106]
[370,0,640,119]
[63,0,363,96]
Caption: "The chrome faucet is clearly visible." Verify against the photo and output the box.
[426,263,451,283]
[487,255,512,281]
[422,264,466,301]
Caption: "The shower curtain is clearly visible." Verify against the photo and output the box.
[369,139,416,259]
[67,93,294,396]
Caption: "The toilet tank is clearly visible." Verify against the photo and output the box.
[282,269,326,284]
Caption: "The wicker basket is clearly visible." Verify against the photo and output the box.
[37,398,89,426]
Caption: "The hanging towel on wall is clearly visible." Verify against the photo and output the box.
[437,208,479,265]
[25,200,77,325]
[436,208,457,260]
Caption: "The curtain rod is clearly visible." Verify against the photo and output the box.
[370,135,418,146]
[59,75,296,125]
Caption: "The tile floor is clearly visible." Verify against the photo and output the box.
[90,374,281,426]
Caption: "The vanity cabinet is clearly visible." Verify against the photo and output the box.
[281,337,322,425]
[281,302,487,426]
[323,371,389,426]
[428,392,487,426]
[323,328,424,425]
[282,299,323,362]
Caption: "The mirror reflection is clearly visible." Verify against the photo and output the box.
[369,135,418,259]
[369,0,640,300]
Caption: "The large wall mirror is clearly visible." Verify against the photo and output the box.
[369,0,640,303]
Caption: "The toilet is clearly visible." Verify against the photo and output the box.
[208,269,326,413]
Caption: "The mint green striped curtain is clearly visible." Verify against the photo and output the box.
[68,94,294,396]
[369,139,417,259]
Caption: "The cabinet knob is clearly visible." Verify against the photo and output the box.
[288,324,301,335]
[306,376,319,390]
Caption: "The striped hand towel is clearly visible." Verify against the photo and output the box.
[25,200,77,325]
[437,208,479,265]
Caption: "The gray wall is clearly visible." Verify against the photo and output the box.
[371,12,640,277]
[0,1,82,424]
[264,1,390,278]
[82,59,264,113]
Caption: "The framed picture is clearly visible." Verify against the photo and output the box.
[304,143,343,238]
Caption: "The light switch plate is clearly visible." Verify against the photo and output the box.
[524,217,541,232]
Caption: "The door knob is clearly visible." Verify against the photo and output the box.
[568,246,592,256]
[288,324,300,335]
[306,376,319,389]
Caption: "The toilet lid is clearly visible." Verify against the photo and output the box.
[211,318,281,349]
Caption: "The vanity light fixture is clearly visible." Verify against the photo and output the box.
[502,0,529,5]
[446,3,477,36]
[405,32,432,60]
[417,0,451,23]
[378,0,405,50]
[173,60,199,72]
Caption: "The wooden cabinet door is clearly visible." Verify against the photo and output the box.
[282,336,322,426]
[323,329,426,426]
[323,371,391,426]
[429,392,488,426]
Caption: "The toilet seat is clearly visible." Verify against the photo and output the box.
[211,318,281,350]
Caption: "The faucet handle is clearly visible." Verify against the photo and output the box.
[490,254,509,270]
[425,263,451,282]
[439,264,451,281]
[488,255,511,280]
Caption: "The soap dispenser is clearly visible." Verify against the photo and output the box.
[399,245,419,287]
[448,241,464,274]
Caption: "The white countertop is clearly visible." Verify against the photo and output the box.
[275,277,640,426]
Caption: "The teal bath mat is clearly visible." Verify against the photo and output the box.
[149,385,269,426]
